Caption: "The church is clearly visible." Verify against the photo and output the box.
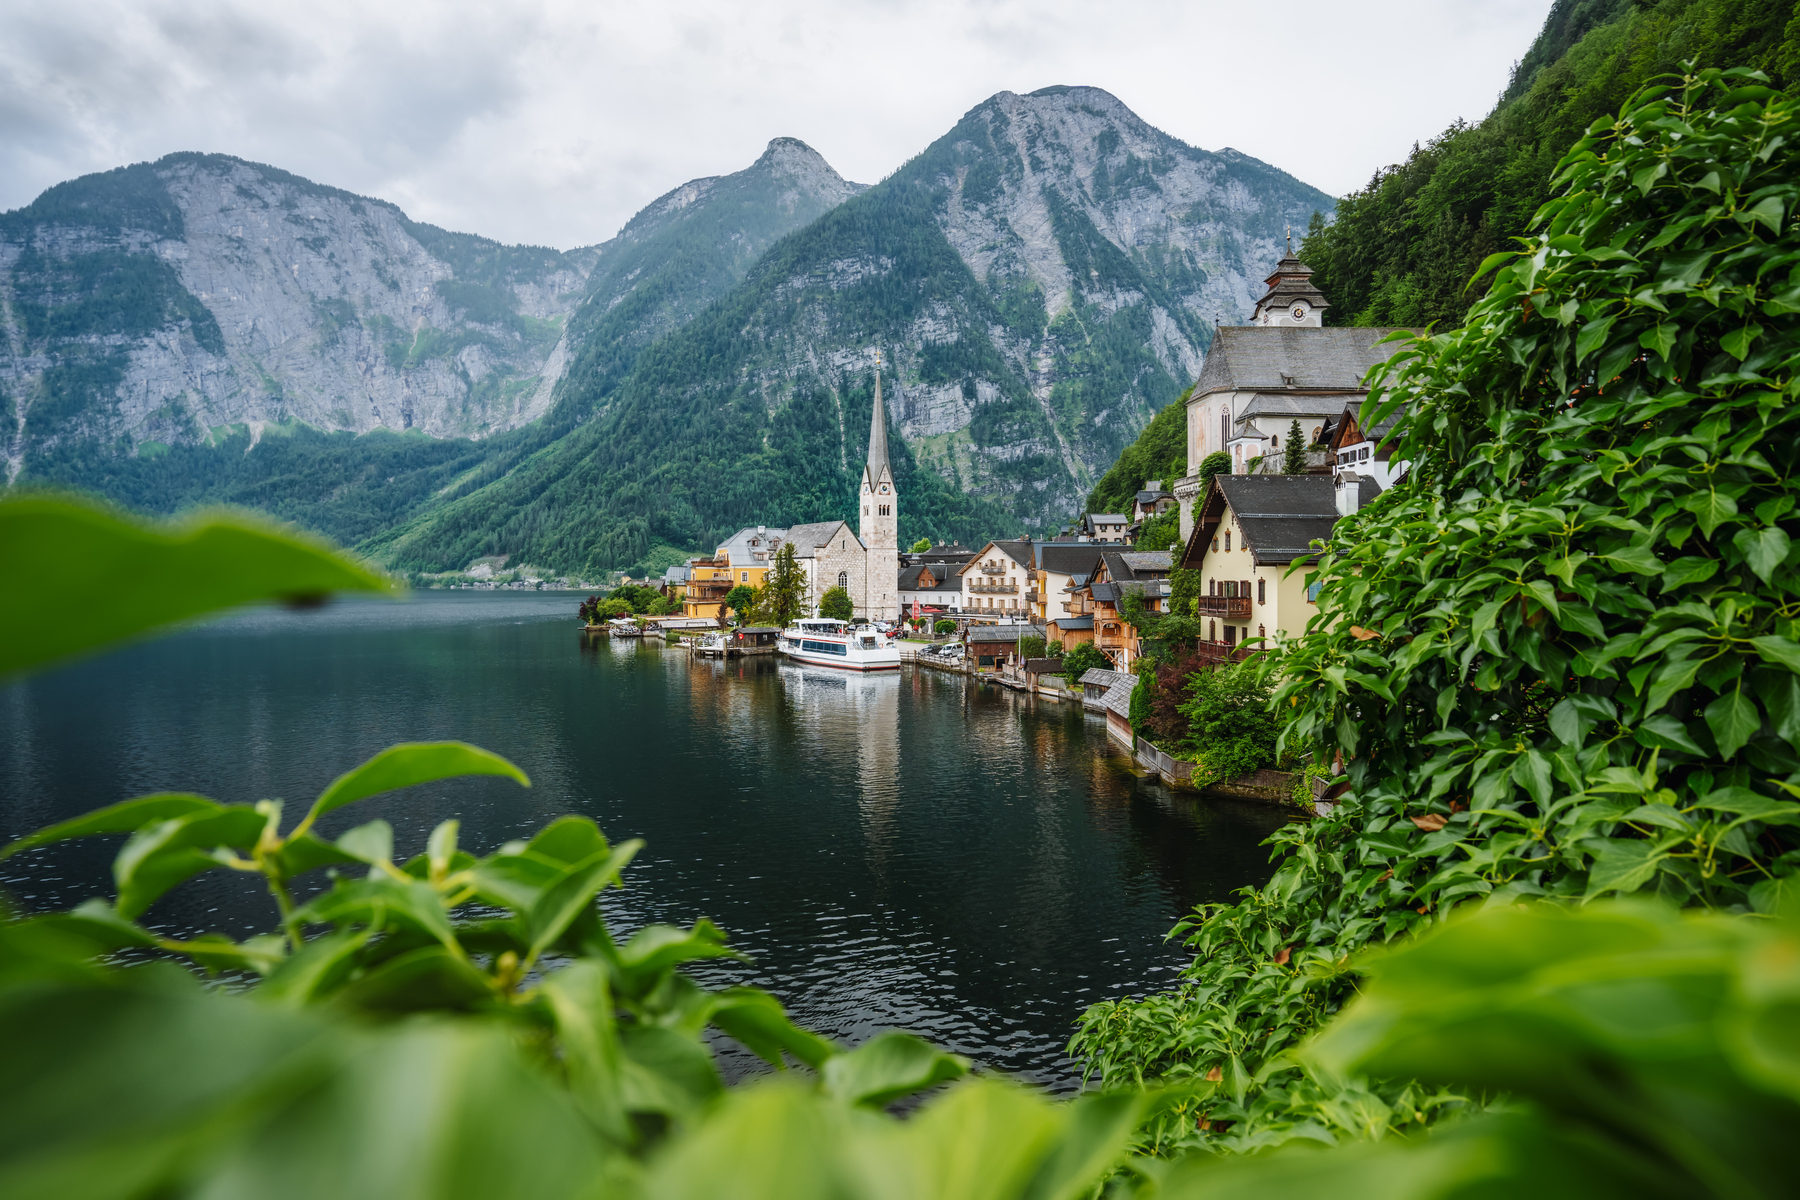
[1173,249,1413,542]
[724,358,900,623]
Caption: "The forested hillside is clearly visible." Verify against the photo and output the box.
[1300,0,1800,330]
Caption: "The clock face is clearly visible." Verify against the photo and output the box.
[1291,305,1306,321]
[880,484,890,494]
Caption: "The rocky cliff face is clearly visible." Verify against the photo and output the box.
[0,153,599,481]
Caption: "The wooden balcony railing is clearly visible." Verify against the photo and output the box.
[967,583,1017,594]
[1195,641,1257,665]
[1197,596,1252,618]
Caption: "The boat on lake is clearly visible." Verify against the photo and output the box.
[778,619,901,671]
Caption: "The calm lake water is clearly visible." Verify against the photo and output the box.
[0,591,1290,1088]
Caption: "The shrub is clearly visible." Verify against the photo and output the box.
[1018,635,1046,659]
[1072,67,1800,1150]
[1175,662,1280,786]
[934,618,957,636]
[1061,642,1110,679]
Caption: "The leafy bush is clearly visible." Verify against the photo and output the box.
[1174,663,1281,786]
[934,618,957,636]
[1134,508,1179,552]
[724,583,755,620]
[608,582,663,614]
[819,585,855,622]
[1018,634,1047,659]
[1061,642,1110,679]
[1072,67,1800,1148]
[1047,640,1065,658]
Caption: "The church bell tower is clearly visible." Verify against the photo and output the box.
[860,352,899,622]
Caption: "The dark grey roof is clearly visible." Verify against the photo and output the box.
[1035,544,1104,575]
[1079,667,1133,688]
[1134,489,1172,504]
[966,623,1045,643]
[1236,392,1366,421]
[1087,514,1128,525]
[1102,679,1135,718]
[1215,475,1337,566]
[974,539,1035,569]
[1053,615,1095,631]
[787,520,856,558]
[865,368,892,491]
[1192,327,1414,398]
[1117,551,1173,574]
[1252,258,1330,317]
[1090,581,1122,603]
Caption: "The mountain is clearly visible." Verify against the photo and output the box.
[373,86,1333,573]
[0,152,596,485]
[0,141,866,551]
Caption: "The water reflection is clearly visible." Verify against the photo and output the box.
[0,594,1294,1089]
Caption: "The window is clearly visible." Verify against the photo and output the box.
[1224,530,1231,553]
[1220,408,1229,448]
[1307,582,1322,603]
[1271,434,1279,447]
[1208,579,1216,596]
[741,571,749,582]
[878,505,890,516]
[1208,619,1216,641]
[1257,579,1266,604]
[837,571,848,589]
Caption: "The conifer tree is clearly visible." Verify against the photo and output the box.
[1283,419,1307,474]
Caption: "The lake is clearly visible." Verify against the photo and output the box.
[0,591,1291,1089]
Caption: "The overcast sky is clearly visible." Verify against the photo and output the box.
[1,0,1555,250]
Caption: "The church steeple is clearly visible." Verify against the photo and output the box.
[864,351,892,492]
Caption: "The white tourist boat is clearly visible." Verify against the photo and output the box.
[778,619,901,672]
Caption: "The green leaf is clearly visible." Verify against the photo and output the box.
[1585,839,1668,898]
[1020,1089,1150,1200]
[1575,315,1616,362]
[525,839,642,962]
[1751,636,1800,673]
[538,960,628,1143]
[1735,527,1793,584]
[1661,556,1719,590]
[255,927,377,1006]
[334,820,394,867]
[161,933,287,976]
[1639,323,1677,360]
[1602,541,1663,575]
[113,808,269,919]
[818,1030,966,1106]
[302,742,528,828]
[608,919,740,999]
[709,989,839,1072]
[0,495,393,679]
[0,793,222,862]
[332,945,495,1013]
[1705,689,1761,759]
[1721,325,1763,360]
[1684,491,1738,538]
[1744,195,1785,233]
[1634,714,1706,755]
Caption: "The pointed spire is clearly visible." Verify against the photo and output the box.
[865,348,891,490]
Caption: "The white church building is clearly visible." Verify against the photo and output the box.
[1174,253,1415,541]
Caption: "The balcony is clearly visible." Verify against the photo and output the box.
[979,565,1006,574]
[967,583,1018,594]
[1195,641,1257,666]
[1197,596,1252,619]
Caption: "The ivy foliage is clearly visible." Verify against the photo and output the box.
[1072,67,1800,1150]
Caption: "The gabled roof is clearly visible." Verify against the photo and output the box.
[1079,668,1133,689]
[1035,543,1104,575]
[1086,514,1128,525]
[1180,474,1338,569]
[1192,326,1414,399]
[1090,581,1122,603]
[960,539,1034,574]
[1053,614,1095,630]
[1116,550,1174,575]
[1234,391,1367,421]
[787,521,858,558]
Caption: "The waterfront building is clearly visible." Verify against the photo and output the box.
[715,526,789,588]
[963,623,1046,670]
[1031,543,1103,625]
[682,556,736,621]
[957,540,1034,618]
[898,561,963,618]
[1178,474,1340,663]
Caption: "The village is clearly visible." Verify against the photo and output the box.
[578,254,1404,812]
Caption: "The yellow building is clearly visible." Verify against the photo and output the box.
[683,558,736,621]
[1179,474,1340,662]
